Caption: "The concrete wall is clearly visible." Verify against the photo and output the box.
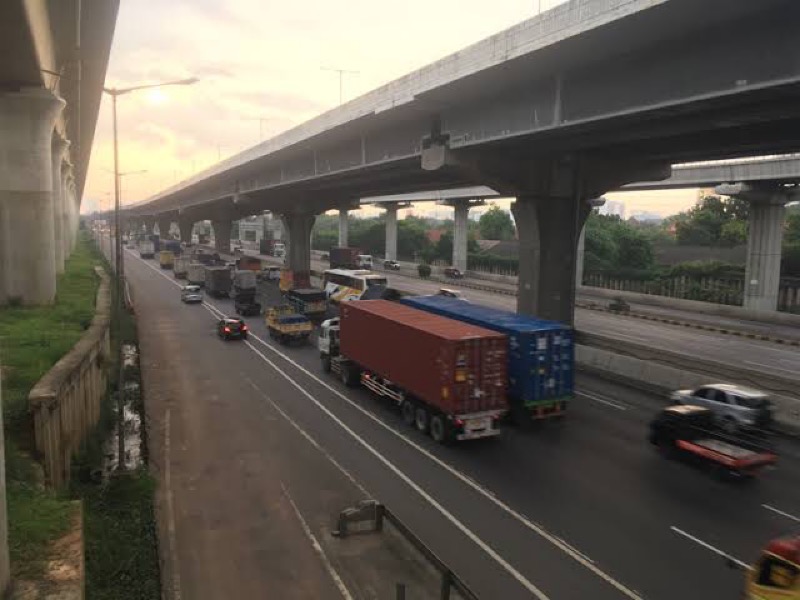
[28,267,110,489]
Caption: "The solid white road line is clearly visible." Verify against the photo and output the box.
[762,504,800,523]
[577,391,627,411]
[280,482,354,600]
[130,250,642,600]
[164,408,183,600]
[670,526,750,570]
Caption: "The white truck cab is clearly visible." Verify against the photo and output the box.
[357,254,373,269]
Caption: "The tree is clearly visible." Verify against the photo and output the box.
[436,231,453,262]
[674,195,749,246]
[479,206,515,240]
[615,228,653,270]
[720,220,747,246]
[785,213,800,245]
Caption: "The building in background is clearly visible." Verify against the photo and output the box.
[600,200,626,219]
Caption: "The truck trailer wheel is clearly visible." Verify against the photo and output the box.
[415,407,430,433]
[401,400,415,426]
[322,355,331,373]
[430,415,449,444]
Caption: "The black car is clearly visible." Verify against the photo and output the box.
[444,266,463,279]
[217,317,248,341]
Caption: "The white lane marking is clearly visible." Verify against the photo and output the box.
[164,408,183,600]
[554,536,595,565]
[762,504,800,523]
[244,377,369,496]
[131,250,641,600]
[242,340,550,599]
[280,482,354,600]
[670,526,750,570]
[577,391,627,411]
[744,360,799,376]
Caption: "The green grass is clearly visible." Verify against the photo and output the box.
[78,471,160,600]
[0,233,103,579]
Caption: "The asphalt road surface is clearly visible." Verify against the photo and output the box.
[123,245,800,600]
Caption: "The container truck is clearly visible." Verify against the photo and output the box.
[205,266,232,298]
[187,263,206,286]
[159,250,175,269]
[138,240,155,259]
[329,247,360,269]
[318,300,508,443]
[149,234,161,253]
[236,256,262,271]
[400,295,574,422]
[173,256,190,279]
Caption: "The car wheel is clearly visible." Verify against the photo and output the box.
[401,400,415,426]
[721,417,739,435]
[322,355,331,373]
[415,406,429,433]
[430,414,448,444]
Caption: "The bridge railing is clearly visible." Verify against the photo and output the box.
[28,267,111,489]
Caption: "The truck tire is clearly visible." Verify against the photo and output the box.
[415,407,430,433]
[341,363,359,387]
[430,415,449,444]
[322,355,331,373]
[401,400,415,426]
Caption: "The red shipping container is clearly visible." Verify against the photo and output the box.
[340,300,508,415]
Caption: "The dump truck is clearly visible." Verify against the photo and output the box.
[187,263,206,286]
[164,240,182,256]
[400,295,574,422]
[204,266,232,298]
[329,247,360,269]
[173,256,190,279]
[318,300,508,443]
[286,288,327,320]
[138,240,155,259]
[159,250,175,269]
[266,305,312,345]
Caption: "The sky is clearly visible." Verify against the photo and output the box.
[82,0,698,219]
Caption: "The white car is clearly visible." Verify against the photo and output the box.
[180,285,203,304]
[670,383,773,432]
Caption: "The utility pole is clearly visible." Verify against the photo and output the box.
[321,67,359,105]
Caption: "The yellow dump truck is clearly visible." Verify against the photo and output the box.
[158,250,175,269]
[265,305,313,345]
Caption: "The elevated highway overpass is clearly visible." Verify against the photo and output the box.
[126,0,800,323]
[0,0,118,305]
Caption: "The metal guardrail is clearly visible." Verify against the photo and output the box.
[333,500,477,600]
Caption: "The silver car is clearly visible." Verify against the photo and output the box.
[670,383,773,432]
[180,285,203,304]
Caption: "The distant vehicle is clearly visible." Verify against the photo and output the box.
[204,266,232,298]
[138,240,155,259]
[285,288,327,320]
[320,252,330,262]
[181,285,203,304]
[265,305,312,345]
[173,256,190,279]
[259,266,281,282]
[318,301,508,443]
[329,247,360,269]
[217,317,248,341]
[233,270,261,316]
[383,259,400,270]
[322,269,388,304]
[444,266,464,279]
[273,242,286,259]
[436,288,462,299]
[670,384,773,433]
[356,254,373,269]
[236,256,262,272]
[159,250,175,269]
[186,263,206,286]
[648,405,777,479]
[744,535,800,599]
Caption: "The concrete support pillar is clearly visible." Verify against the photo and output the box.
[67,178,78,252]
[385,204,399,261]
[452,201,469,272]
[281,213,316,273]
[61,164,73,259]
[178,219,194,244]
[575,226,587,289]
[0,88,65,306]
[156,217,172,239]
[143,216,156,235]
[51,135,70,273]
[743,197,786,311]
[512,195,589,325]
[211,219,231,253]
[338,208,349,247]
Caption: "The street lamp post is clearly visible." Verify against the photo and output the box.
[104,77,198,471]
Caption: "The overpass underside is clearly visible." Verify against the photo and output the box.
[129,0,800,324]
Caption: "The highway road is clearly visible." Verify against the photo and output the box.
[122,244,800,600]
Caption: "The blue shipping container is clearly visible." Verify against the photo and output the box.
[399,296,574,414]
